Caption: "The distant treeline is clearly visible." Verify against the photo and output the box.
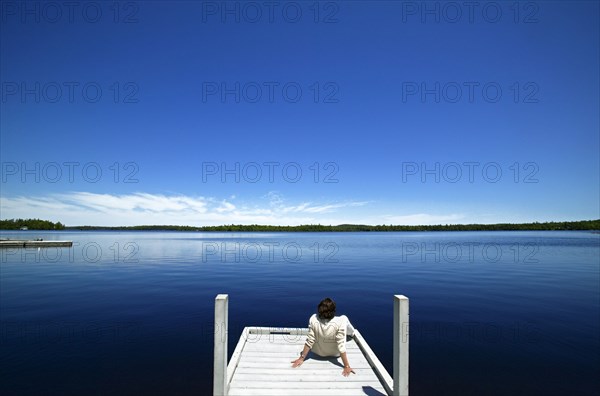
[2,219,598,232]
[63,220,600,232]
[0,218,65,230]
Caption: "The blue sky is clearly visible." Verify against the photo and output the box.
[1,1,598,226]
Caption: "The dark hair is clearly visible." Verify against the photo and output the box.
[318,298,336,320]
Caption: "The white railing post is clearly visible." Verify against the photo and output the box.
[393,295,409,396]
[214,294,229,396]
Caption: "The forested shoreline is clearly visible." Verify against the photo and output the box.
[0,218,65,230]
[1,218,598,231]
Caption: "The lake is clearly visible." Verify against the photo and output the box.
[1,231,598,395]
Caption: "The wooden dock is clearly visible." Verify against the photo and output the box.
[0,239,73,248]
[214,294,409,396]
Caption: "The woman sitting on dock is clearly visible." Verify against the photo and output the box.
[291,297,356,376]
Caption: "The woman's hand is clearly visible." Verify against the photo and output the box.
[342,366,355,376]
[339,352,354,376]
[291,357,304,368]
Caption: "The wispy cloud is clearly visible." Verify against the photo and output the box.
[0,191,472,226]
[0,192,370,226]
[264,191,369,215]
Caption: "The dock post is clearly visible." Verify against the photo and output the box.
[214,294,229,396]
[393,295,409,396]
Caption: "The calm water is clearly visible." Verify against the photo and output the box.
[1,231,598,395]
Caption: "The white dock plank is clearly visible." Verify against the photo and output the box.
[242,340,362,350]
[232,368,380,377]
[237,360,374,369]
[230,381,386,394]
[238,350,364,357]
[228,389,386,396]
[230,381,385,390]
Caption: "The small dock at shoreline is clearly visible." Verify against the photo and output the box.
[0,239,73,248]
[213,294,409,396]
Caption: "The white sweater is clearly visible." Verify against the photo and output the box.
[305,314,355,357]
